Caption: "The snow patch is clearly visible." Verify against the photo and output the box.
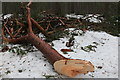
[66,14,104,23]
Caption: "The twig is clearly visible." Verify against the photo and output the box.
[45,22,53,31]
[2,27,6,43]
[16,19,25,26]
[49,22,53,29]
[45,22,50,31]
[13,20,25,37]
[26,0,32,8]
[3,19,13,38]
[31,18,48,37]
[59,19,65,25]
[13,26,23,37]
[26,2,33,33]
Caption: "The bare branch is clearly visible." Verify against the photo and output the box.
[3,35,29,44]
[26,0,32,8]
[31,18,48,37]
[26,6,33,33]
[3,19,13,38]
[45,22,53,31]
[13,26,23,37]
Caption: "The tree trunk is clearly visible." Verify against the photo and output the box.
[27,32,66,65]
[2,2,94,77]
[25,32,94,77]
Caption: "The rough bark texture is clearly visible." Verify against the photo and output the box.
[21,32,94,78]
[27,33,66,64]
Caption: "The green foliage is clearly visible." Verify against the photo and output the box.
[45,29,70,42]
[81,45,96,52]
[105,15,119,36]
[79,25,88,29]
[93,42,99,45]
[9,46,27,56]
[90,14,119,37]
[5,70,11,74]
[63,52,68,54]
[43,75,56,79]
[8,44,38,56]
[81,43,98,52]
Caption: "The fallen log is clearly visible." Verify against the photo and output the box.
[25,32,94,78]
[2,2,94,77]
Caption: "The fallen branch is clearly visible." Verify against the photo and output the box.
[26,6,33,33]
[31,18,48,37]
[13,26,23,37]
[27,32,94,77]
[2,2,94,78]
[3,19,13,38]
[28,2,95,77]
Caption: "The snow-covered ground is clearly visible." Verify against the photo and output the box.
[0,14,118,79]
[0,29,118,79]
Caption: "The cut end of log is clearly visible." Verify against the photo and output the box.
[53,59,94,78]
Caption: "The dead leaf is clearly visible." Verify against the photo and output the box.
[61,49,73,52]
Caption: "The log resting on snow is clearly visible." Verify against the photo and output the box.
[2,2,94,77]
[29,4,95,77]
[27,32,94,77]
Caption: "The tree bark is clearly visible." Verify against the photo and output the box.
[27,32,66,65]
[26,32,94,77]
[2,2,94,77]
[31,18,48,37]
